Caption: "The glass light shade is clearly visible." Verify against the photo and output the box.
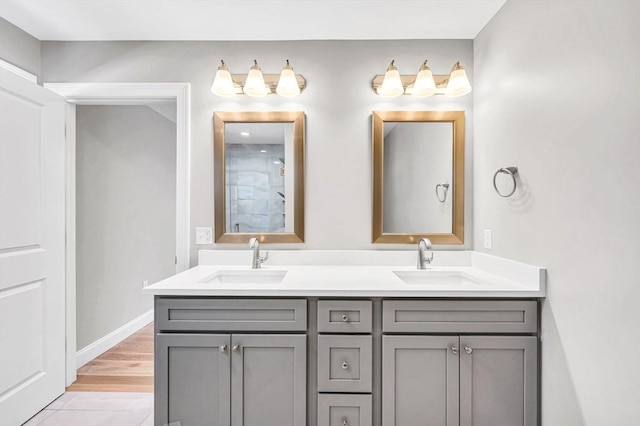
[243,60,268,97]
[445,61,472,97]
[210,61,236,97]
[276,62,300,97]
[412,62,436,97]
[378,61,404,97]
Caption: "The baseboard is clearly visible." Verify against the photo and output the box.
[76,309,153,369]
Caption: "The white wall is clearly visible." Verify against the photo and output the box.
[0,17,40,79]
[474,1,640,424]
[76,105,176,349]
[383,122,453,233]
[40,40,474,262]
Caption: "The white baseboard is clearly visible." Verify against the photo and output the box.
[76,309,154,369]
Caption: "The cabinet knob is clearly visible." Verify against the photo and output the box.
[464,346,473,354]
[341,314,349,322]
[219,345,227,353]
[450,346,459,355]
[232,345,241,352]
[341,361,349,370]
[342,418,349,426]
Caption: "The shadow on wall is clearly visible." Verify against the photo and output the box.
[541,300,586,425]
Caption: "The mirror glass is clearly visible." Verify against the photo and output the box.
[214,112,305,243]
[372,111,464,244]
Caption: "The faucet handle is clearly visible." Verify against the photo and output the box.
[424,251,434,264]
[258,251,269,264]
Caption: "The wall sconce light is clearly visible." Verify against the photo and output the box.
[210,59,306,97]
[372,59,472,97]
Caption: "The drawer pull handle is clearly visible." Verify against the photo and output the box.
[464,346,473,354]
[219,345,227,353]
[232,345,241,352]
[342,419,349,426]
[450,346,459,355]
[341,361,349,370]
[341,314,349,322]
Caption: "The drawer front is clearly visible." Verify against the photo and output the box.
[383,300,537,333]
[318,394,372,426]
[317,335,372,393]
[156,298,307,331]
[317,300,372,333]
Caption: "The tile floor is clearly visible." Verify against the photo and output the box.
[23,392,153,426]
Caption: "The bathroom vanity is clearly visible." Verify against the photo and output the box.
[144,251,545,426]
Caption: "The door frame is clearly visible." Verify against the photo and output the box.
[44,82,191,385]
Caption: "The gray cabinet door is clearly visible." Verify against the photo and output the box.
[382,335,459,426]
[231,334,306,426]
[156,333,231,426]
[459,336,537,426]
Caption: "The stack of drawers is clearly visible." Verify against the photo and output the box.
[316,300,373,426]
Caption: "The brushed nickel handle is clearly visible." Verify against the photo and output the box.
[341,314,349,322]
[219,345,227,353]
[464,346,473,354]
[232,345,241,352]
[341,361,349,370]
[342,419,349,426]
[450,346,459,355]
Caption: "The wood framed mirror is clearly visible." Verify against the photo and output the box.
[214,111,305,243]
[372,110,464,244]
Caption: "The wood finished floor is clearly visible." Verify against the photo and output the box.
[66,323,154,393]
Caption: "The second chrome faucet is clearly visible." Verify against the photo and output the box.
[417,238,434,269]
[249,237,269,269]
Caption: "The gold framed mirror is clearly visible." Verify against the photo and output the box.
[372,110,464,244]
[214,111,305,243]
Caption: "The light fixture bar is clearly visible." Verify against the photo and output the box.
[371,74,452,96]
[226,74,306,96]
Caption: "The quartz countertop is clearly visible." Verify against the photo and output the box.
[143,251,546,298]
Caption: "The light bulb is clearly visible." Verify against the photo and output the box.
[210,60,236,97]
[445,61,472,97]
[378,60,404,97]
[243,60,268,97]
[412,60,436,97]
[276,60,301,97]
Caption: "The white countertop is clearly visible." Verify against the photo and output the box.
[143,250,546,298]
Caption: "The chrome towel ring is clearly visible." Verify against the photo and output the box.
[493,166,519,197]
[435,183,449,203]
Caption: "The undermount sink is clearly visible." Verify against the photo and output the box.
[393,270,486,286]
[199,270,287,285]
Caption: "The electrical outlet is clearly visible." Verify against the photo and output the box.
[483,229,493,249]
[142,280,149,288]
[196,227,213,245]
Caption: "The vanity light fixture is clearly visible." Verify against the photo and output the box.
[372,59,472,97]
[210,59,306,97]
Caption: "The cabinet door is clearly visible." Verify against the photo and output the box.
[382,335,459,426]
[231,334,306,426]
[459,336,537,426]
[156,333,231,426]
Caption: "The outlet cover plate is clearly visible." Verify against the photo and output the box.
[483,229,492,249]
[196,227,213,245]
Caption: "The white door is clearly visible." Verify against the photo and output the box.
[0,68,67,425]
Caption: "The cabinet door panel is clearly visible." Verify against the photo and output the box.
[231,334,306,426]
[382,335,459,426]
[156,333,231,426]
[459,336,537,426]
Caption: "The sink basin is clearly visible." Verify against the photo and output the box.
[393,270,486,286]
[200,270,287,285]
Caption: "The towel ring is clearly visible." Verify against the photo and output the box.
[435,183,449,203]
[493,166,519,198]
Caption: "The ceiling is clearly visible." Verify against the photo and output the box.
[0,0,506,41]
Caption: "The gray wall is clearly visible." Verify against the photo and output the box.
[40,40,474,262]
[474,1,640,425]
[76,105,176,349]
[0,17,40,80]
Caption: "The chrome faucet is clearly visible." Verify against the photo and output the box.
[417,238,434,269]
[249,237,268,269]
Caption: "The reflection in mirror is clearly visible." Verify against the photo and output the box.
[372,110,464,244]
[214,111,305,243]
[383,122,453,233]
